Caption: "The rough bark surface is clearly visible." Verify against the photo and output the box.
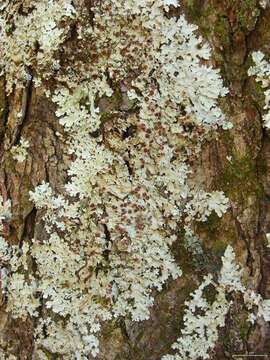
[0,0,270,359]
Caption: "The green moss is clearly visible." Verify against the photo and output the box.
[225,155,254,181]
[257,155,268,176]
[203,283,217,304]
[4,153,16,173]
[250,79,267,109]
[254,80,266,98]
[184,0,213,36]
[195,213,230,257]
[197,212,220,235]
[211,238,228,255]
[221,128,235,147]
[185,0,202,20]
[220,153,264,201]
[235,0,259,31]
[214,16,231,46]
[239,318,250,340]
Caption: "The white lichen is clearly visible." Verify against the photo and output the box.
[185,190,229,222]
[0,195,11,225]
[248,51,270,129]
[163,245,270,360]
[266,232,270,247]
[259,0,268,9]
[0,0,234,358]
[11,137,30,163]
[0,0,76,92]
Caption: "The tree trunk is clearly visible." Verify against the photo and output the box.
[0,1,270,359]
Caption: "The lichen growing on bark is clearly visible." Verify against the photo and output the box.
[0,0,269,359]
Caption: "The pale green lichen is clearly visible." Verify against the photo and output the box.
[0,0,239,358]
[163,246,270,360]
[0,0,75,93]
[248,51,270,129]
[11,137,29,163]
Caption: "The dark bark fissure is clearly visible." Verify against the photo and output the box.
[103,223,112,262]
[19,206,36,248]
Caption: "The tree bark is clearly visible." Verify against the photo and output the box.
[0,1,270,359]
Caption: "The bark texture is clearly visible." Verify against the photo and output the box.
[0,0,270,359]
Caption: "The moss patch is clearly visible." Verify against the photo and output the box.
[235,0,259,31]
[220,154,264,203]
